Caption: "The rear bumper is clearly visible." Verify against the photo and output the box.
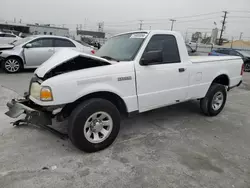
[5,98,52,126]
[228,80,242,91]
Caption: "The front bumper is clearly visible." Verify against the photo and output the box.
[5,98,52,127]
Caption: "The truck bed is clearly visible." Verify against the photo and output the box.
[190,56,242,63]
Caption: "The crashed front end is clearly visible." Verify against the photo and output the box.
[6,97,52,127]
[5,94,67,138]
[4,68,72,139]
[5,76,60,130]
[4,49,111,137]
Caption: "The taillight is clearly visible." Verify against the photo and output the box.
[91,50,95,54]
[241,63,244,75]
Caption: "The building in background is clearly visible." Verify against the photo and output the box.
[0,22,69,37]
[0,22,29,36]
[27,24,69,36]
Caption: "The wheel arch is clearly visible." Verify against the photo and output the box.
[5,55,24,66]
[211,74,230,87]
[60,91,128,119]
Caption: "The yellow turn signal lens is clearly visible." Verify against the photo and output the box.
[40,87,53,101]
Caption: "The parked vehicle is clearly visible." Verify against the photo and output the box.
[0,32,21,45]
[5,30,243,152]
[75,40,97,51]
[0,35,95,73]
[209,48,250,71]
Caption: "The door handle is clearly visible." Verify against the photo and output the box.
[48,49,54,52]
[178,68,186,72]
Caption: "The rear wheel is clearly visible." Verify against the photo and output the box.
[200,84,227,116]
[3,57,22,73]
[68,98,120,152]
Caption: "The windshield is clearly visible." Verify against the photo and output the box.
[11,36,36,46]
[96,32,147,61]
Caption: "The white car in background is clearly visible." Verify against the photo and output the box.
[0,35,95,73]
[0,32,21,45]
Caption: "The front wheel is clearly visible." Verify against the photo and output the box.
[68,98,120,152]
[200,84,227,116]
[2,57,22,73]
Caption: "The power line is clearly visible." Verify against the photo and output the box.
[104,11,222,25]
[104,16,220,27]
[107,16,219,28]
[173,11,221,19]
[229,10,250,13]
[177,16,220,23]
[133,12,221,22]
[143,17,219,25]
[228,16,250,19]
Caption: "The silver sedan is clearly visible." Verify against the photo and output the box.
[0,35,95,73]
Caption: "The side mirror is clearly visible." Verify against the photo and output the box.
[25,43,32,48]
[140,51,162,65]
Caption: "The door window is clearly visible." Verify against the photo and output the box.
[30,38,53,48]
[143,35,181,64]
[54,38,75,47]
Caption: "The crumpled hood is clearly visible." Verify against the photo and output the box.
[0,44,15,50]
[35,48,111,78]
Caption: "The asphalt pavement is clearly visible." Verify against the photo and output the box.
[0,70,250,188]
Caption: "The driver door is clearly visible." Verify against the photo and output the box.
[135,34,189,112]
[24,38,54,67]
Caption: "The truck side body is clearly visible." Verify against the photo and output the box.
[33,30,242,114]
[5,30,243,152]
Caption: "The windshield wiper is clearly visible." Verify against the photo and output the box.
[101,56,120,62]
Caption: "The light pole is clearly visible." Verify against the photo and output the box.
[170,19,176,31]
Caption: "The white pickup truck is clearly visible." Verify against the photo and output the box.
[5,30,243,152]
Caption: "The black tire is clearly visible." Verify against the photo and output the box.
[2,57,22,73]
[200,84,227,116]
[68,98,120,152]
